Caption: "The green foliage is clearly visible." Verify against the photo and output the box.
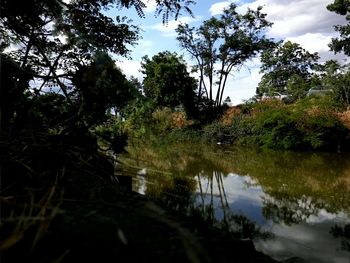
[285,75,311,99]
[122,99,157,138]
[202,122,236,144]
[141,51,197,117]
[258,41,319,97]
[318,60,350,107]
[0,0,195,124]
[249,106,302,150]
[73,52,140,126]
[327,0,350,55]
[199,98,350,151]
[0,54,33,130]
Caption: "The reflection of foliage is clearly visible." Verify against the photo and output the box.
[155,176,197,213]
[189,204,272,240]
[194,173,273,240]
[121,141,350,228]
[262,195,325,225]
[331,224,350,251]
[224,214,272,240]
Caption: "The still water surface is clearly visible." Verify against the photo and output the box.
[119,143,350,262]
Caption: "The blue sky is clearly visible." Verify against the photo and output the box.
[110,0,347,105]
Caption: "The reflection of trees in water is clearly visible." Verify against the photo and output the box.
[120,143,350,238]
[157,176,197,213]
[262,194,326,225]
[195,171,272,240]
[122,143,350,217]
[331,224,350,251]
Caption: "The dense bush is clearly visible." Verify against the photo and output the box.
[201,98,350,151]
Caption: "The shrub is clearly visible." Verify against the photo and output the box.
[202,122,236,144]
[248,106,303,150]
[297,108,348,150]
[200,98,350,151]
[246,98,350,151]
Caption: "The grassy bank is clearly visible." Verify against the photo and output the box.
[114,96,350,152]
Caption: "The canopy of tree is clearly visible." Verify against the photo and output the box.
[141,51,197,116]
[176,3,274,107]
[257,41,319,98]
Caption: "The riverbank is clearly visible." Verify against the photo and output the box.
[202,98,350,151]
[116,97,350,152]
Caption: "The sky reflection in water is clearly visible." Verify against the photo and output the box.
[120,144,350,262]
[194,173,350,263]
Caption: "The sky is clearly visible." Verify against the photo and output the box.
[112,0,348,105]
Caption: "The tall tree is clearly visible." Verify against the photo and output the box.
[141,51,197,116]
[257,41,319,98]
[327,0,350,55]
[176,3,273,107]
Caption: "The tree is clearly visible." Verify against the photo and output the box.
[257,41,319,98]
[141,51,197,116]
[319,60,350,106]
[327,0,350,55]
[72,52,141,126]
[176,3,273,107]
[0,0,196,131]
[0,0,196,98]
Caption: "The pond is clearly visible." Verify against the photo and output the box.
[118,142,350,263]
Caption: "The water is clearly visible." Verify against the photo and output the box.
[119,142,350,262]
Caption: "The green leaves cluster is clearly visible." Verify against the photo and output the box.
[141,51,197,117]
[327,0,350,55]
[258,41,319,98]
[200,98,349,151]
[73,52,141,126]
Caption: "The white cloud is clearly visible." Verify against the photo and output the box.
[209,1,238,16]
[224,67,262,105]
[147,16,202,37]
[237,0,346,38]
[285,33,346,62]
[116,60,143,80]
[234,0,348,64]
[144,0,158,13]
